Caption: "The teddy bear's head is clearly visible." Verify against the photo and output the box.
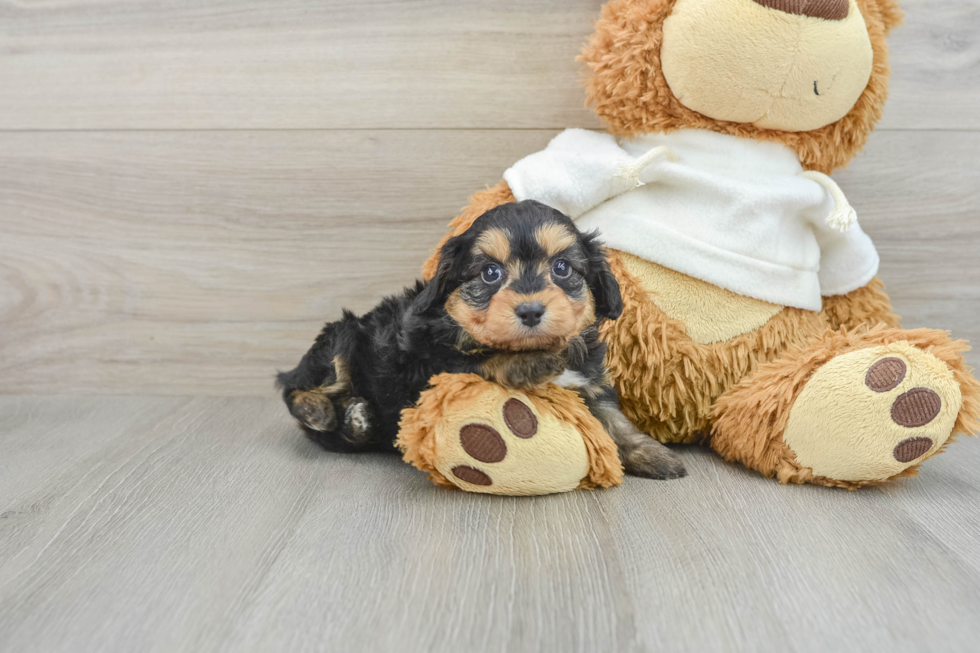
[582,0,903,173]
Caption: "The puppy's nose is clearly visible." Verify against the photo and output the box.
[515,302,545,328]
[751,0,848,20]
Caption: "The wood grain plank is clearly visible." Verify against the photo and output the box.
[884,0,980,130]
[0,396,333,652]
[871,441,980,581]
[610,445,980,653]
[836,129,980,340]
[0,0,976,131]
[1,396,979,652]
[211,469,644,653]
[0,396,644,653]
[1,129,978,395]
[0,0,603,131]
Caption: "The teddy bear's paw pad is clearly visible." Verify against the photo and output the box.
[450,465,493,486]
[784,342,963,482]
[503,399,538,438]
[865,357,946,459]
[865,357,906,392]
[890,388,942,429]
[435,395,589,495]
[893,437,934,464]
[459,424,507,462]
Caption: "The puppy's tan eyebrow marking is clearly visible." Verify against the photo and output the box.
[535,223,577,257]
[474,228,511,262]
[504,260,522,283]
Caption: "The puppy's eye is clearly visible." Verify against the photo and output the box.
[551,259,572,279]
[481,264,502,284]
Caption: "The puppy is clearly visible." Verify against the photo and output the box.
[277,200,685,479]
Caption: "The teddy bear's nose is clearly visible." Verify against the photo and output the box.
[752,0,849,21]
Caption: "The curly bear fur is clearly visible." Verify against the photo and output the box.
[581,0,903,174]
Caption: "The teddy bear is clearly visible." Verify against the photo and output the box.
[397,0,980,493]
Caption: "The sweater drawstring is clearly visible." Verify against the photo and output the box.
[616,145,679,189]
[799,170,857,233]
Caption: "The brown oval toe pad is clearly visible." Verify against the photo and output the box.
[891,388,942,428]
[503,398,537,439]
[893,437,933,463]
[865,357,907,393]
[452,465,493,486]
[459,424,507,463]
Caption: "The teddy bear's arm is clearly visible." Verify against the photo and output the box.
[821,277,901,332]
[421,181,515,280]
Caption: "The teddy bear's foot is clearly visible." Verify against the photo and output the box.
[712,327,980,488]
[397,373,623,495]
[783,343,961,482]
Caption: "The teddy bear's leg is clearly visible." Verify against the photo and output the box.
[398,373,623,495]
[711,327,980,488]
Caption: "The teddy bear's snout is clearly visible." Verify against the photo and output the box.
[752,0,848,21]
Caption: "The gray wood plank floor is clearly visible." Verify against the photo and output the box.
[1,396,978,653]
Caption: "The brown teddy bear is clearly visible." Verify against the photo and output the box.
[399,0,980,493]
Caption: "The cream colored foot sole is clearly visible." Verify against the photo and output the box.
[399,374,622,495]
[433,388,592,495]
[783,342,962,482]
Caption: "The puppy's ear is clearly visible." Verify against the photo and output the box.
[582,232,623,320]
[412,233,469,314]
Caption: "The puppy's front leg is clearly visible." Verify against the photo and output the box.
[480,350,566,389]
[584,387,687,480]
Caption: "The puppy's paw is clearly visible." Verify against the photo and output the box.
[523,352,566,385]
[493,351,567,389]
[344,398,371,443]
[289,390,337,432]
[621,440,687,480]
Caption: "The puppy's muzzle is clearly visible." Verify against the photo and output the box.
[514,301,545,328]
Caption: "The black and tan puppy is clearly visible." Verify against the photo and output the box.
[277,200,685,479]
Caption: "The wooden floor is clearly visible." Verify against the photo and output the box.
[2,0,980,651]
[1,396,979,653]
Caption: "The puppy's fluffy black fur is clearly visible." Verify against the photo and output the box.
[277,200,685,479]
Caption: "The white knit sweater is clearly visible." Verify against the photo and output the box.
[503,128,879,311]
